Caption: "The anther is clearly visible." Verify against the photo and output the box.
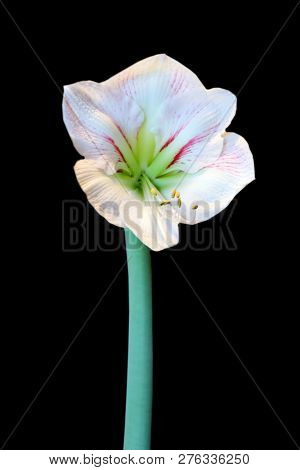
[150,187,158,196]
[192,204,198,210]
[160,200,171,206]
[175,191,180,198]
[177,198,182,208]
[171,189,176,198]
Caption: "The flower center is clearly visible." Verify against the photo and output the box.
[115,122,157,192]
[115,121,184,203]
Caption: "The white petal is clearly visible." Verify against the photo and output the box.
[75,159,180,250]
[105,54,203,118]
[163,132,255,224]
[150,86,208,153]
[63,84,134,175]
[74,159,132,227]
[122,201,180,251]
[64,81,144,152]
[149,87,236,175]
[93,155,119,176]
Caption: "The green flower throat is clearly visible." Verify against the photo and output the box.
[115,123,182,198]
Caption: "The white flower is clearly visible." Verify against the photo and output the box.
[63,54,254,251]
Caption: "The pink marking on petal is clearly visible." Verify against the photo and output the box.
[64,97,102,155]
[207,150,245,175]
[170,71,182,94]
[160,135,176,152]
[168,125,219,167]
[169,136,204,166]
[105,136,125,162]
[115,124,132,151]
[159,126,184,152]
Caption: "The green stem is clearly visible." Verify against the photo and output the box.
[123,229,153,450]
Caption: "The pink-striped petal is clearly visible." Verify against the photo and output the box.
[158,132,254,224]
[105,54,203,117]
[149,87,236,175]
[63,84,134,174]
[64,81,144,152]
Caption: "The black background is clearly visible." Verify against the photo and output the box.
[1,0,299,450]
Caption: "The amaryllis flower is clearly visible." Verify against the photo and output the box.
[63,54,254,250]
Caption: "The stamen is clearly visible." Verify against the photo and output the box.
[160,200,171,206]
[177,198,182,208]
[175,191,180,198]
[150,187,158,196]
[192,204,198,210]
[171,189,176,198]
